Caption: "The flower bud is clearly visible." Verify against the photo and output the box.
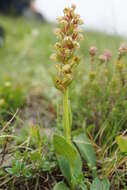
[73,41,80,49]
[78,19,84,25]
[63,64,72,73]
[116,62,124,71]
[118,42,127,57]
[55,64,61,73]
[73,56,80,64]
[89,46,98,56]
[0,98,5,106]
[54,42,61,49]
[103,49,112,61]
[78,33,84,41]
[89,71,96,80]
[99,49,112,63]
[72,4,76,10]
[59,19,68,27]
[62,74,73,88]
[64,7,69,15]
[99,54,107,63]
[50,53,57,61]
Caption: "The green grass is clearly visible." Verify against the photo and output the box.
[0,17,55,97]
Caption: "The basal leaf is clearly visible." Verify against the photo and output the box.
[73,133,97,177]
[101,179,110,190]
[90,177,110,190]
[53,134,77,166]
[53,182,70,190]
[58,156,71,182]
[53,134,83,187]
[116,135,127,152]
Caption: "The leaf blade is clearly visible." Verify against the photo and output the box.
[53,182,70,190]
[53,134,83,187]
[116,135,127,152]
[90,178,110,190]
[73,133,97,177]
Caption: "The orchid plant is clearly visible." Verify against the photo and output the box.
[51,5,110,190]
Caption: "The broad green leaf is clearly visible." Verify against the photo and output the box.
[58,156,71,182]
[101,179,110,190]
[53,134,77,166]
[90,178,110,190]
[53,182,70,190]
[73,133,97,177]
[70,150,83,188]
[53,134,83,186]
[116,135,127,152]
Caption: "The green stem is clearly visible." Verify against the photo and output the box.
[63,87,71,144]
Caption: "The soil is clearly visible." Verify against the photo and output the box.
[20,89,56,131]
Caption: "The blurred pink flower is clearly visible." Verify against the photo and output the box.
[99,49,112,62]
[89,46,98,56]
[118,42,127,56]
[99,54,107,62]
[103,49,112,61]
